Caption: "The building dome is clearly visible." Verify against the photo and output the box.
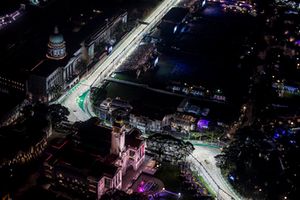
[46,26,67,60]
[49,32,64,44]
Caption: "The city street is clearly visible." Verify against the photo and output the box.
[1,0,298,199]
[57,0,181,122]
[56,1,243,199]
[188,145,242,200]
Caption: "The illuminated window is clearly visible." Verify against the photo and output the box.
[118,172,121,184]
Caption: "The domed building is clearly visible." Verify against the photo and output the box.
[46,26,67,60]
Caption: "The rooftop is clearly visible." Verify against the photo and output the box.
[125,129,143,148]
[47,143,118,179]
[0,116,49,162]
[30,59,68,77]
[73,118,112,157]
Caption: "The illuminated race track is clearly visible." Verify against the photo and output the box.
[188,144,242,200]
[57,0,180,122]
[56,1,242,199]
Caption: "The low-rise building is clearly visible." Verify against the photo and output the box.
[97,97,132,123]
[163,113,197,133]
[177,98,210,116]
[129,114,163,133]
[29,59,66,102]
[0,73,27,95]
[0,114,52,168]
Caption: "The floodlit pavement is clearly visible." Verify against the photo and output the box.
[188,145,242,200]
[57,0,181,122]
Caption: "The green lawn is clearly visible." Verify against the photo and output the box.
[192,171,216,198]
[154,164,195,200]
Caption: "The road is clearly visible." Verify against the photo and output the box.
[188,145,242,200]
[55,1,242,199]
[57,0,181,122]
[106,77,227,104]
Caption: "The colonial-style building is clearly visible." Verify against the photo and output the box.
[43,118,145,199]
[129,114,163,133]
[46,26,67,60]
[97,97,132,123]
[163,113,197,133]
[1,11,127,102]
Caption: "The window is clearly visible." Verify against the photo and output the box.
[118,172,121,185]
[139,147,143,158]
[129,150,135,157]
[104,178,111,188]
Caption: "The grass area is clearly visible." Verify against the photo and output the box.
[154,165,180,191]
[154,164,195,200]
[192,171,216,198]
[77,90,89,112]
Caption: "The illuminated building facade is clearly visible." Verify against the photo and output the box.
[163,113,197,133]
[46,27,67,60]
[0,116,52,169]
[28,12,127,102]
[44,118,145,199]
[129,114,163,133]
[28,59,65,102]
[0,74,27,95]
[85,12,128,62]
[97,97,132,123]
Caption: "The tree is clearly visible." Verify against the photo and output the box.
[21,104,34,118]
[49,84,62,99]
[48,104,70,127]
[217,126,299,199]
[91,87,107,106]
[147,134,194,163]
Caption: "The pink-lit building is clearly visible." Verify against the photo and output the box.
[43,118,145,199]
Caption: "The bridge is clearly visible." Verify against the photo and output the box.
[56,0,182,122]
[54,1,243,199]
